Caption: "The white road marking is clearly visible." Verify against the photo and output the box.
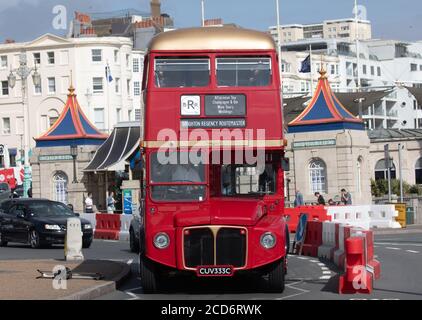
[101,240,119,243]
[319,275,332,280]
[125,286,143,300]
[317,263,325,266]
[385,247,401,250]
[406,250,420,254]
[296,256,309,260]
[276,281,310,300]
[127,259,134,265]
[375,242,422,247]
[310,260,319,263]
[321,267,329,271]
[322,271,332,275]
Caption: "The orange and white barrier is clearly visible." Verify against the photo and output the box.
[80,213,133,241]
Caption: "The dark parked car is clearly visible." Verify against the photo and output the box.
[0,182,11,203]
[0,199,93,249]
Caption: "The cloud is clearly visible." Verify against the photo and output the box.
[0,0,40,12]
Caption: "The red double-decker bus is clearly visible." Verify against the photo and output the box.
[139,27,289,293]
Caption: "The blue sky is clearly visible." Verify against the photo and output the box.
[0,0,421,42]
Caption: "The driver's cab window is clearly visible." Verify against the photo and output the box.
[222,163,276,196]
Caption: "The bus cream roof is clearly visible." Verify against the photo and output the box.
[148,27,276,51]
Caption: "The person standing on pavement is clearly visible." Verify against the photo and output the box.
[341,189,352,205]
[107,191,117,214]
[294,190,304,207]
[314,192,326,205]
[85,193,94,213]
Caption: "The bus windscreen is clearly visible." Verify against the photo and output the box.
[216,57,271,87]
[155,58,210,88]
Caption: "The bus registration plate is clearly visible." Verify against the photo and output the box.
[196,266,234,277]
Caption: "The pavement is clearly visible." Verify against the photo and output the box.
[372,224,422,235]
[0,259,130,300]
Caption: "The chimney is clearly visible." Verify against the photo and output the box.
[150,0,161,18]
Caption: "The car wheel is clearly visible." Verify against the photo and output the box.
[82,241,92,249]
[130,229,140,253]
[139,255,159,293]
[267,258,286,293]
[0,230,8,247]
[29,230,41,249]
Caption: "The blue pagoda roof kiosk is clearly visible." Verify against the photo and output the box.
[285,69,372,205]
[31,85,107,212]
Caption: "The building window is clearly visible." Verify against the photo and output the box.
[33,53,41,65]
[2,117,11,134]
[135,109,141,121]
[94,108,105,130]
[377,66,381,77]
[92,49,102,62]
[48,109,59,127]
[411,63,418,72]
[126,54,130,68]
[127,79,131,96]
[114,50,119,63]
[362,64,367,75]
[53,171,68,205]
[134,81,140,96]
[48,77,56,93]
[115,78,120,93]
[34,80,42,94]
[116,108,122,123]
[0,55,8,68]
[1,81,9,96]
[370,66,375,76]
[374,159,396,181]
[415,158,422,184]
[133,58,139,72]
[9,151,17,167]
[309,158,327,193]
[93,77,104,93]
[47,52,55,64]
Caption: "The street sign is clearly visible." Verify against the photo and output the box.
[123,190,133,215]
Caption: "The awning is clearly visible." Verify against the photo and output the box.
[283,95,311,125]
[84,122,140,172]
[334,89,393,116]
[405,86,422,106]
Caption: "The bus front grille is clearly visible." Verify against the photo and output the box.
[184,228,214,268]
[183,227,247,269]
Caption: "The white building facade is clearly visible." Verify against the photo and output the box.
[0,34,145,167]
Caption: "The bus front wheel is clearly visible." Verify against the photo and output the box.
[267,257,286,293]
[140,256,159,293]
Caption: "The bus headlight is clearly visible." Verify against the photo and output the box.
[153,232,170,249]
[260,232,276,249]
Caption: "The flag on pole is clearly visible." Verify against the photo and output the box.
[105,64,113,83]
[299,55,311,73]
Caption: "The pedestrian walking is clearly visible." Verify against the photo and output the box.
[107,191,117,214]
[294,190,304,207]
[85,192,94,213]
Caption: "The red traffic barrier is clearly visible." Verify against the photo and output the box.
[300,221,323,257]
[94,214,121,240]
[334,225,352,269]
[352,229,381,280]
[339,237,374,294]
[285,206,331,233]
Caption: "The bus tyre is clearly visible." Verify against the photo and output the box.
[140,256,159,293]
[267,258,286,293]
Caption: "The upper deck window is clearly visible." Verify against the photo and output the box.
[155,58,210,88]
[217,57,271,87]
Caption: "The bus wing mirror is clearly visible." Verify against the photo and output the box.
[281,158,290,172]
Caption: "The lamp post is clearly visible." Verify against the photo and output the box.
[70,144,78,184]
[8,51,41,198]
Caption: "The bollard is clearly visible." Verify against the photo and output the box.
[65,217,84,261]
